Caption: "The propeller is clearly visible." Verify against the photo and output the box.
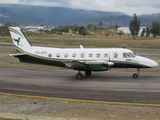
[108,53,114,70]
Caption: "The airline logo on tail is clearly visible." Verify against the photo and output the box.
[13,37,21,46]
[9,27,32,51]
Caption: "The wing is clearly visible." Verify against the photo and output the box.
[81,60,114,65]
[64,60,114,71]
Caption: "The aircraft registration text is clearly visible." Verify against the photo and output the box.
[35,51,48,54]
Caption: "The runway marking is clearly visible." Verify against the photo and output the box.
[0,92,160,107]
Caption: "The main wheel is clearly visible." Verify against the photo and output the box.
[133,73,138,79]
[85,71,92,76]
[76,73,83,80]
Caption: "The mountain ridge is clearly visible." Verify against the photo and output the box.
[0,4,160,27]
[0,4,127,26]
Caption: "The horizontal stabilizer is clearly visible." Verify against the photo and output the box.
[6,53,26,57]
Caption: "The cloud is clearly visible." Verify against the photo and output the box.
[18,0,71,6]
[0,0,19,4]
[115,0,160,8]
[0,0,160,15]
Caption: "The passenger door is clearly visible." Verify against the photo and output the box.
[111,52,119,61]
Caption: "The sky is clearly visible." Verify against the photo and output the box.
[0,0,160,16]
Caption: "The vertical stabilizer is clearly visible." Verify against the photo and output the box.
[9,27,32,52]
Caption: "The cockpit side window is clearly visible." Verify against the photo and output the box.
[123,52,138,58]
[123,53,130,58]
[131,52,138,57]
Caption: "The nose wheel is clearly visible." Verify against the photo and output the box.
[133,73,138,79]
[133,68,140,79]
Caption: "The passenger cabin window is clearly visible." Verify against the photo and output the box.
[56,53,60,57]
[114,53,118,58]
[72,53,76,58]
[96,53,100,58]
[64,53,68,58]
[89,53,93,58]
[104,54,108,58]
[48,54,52,57]
[81,53,85,58]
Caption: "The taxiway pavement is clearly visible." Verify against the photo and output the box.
[0,66,160,104]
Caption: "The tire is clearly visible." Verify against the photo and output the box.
[76,73,83,80]
[85,71,92,76]
[133,73,138,79]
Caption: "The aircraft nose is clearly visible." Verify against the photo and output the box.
[149,60,158,67]
[145,58,158,68]
[138,56,158,68]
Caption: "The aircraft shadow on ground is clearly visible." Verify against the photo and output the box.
[65,73,159,82]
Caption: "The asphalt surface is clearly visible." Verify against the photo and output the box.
[0,66,160,104]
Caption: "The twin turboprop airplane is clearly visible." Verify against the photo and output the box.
[8,27,158,80]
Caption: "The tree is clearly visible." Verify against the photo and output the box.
[150,21,160,38]
[79,26,87,36]
[0,21,16,36]
[72,24,79,32]
[87,24,94,30]
[5,21,19,27]
[98,21,103,28]
[115,25,118,30]
[141,28,145,37]
[129,14,140,39]
[146,27,150,38]
[0,26,10,36]
[117,30,124,37]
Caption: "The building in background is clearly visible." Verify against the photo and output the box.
[117,27,146,36]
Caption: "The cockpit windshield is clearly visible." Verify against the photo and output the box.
[123,52,138,58]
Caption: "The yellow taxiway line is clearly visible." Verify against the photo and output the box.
[0,92,160,107]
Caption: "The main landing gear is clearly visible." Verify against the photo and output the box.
[85,71,92,76]
[132,68,140,79]
[76,72,83,80]
[76,71,92,80]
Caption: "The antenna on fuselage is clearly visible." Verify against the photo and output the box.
[80,45,84,49]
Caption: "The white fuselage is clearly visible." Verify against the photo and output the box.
[26,46,157,68]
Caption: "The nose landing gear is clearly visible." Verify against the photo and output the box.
[133,68,140,79]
